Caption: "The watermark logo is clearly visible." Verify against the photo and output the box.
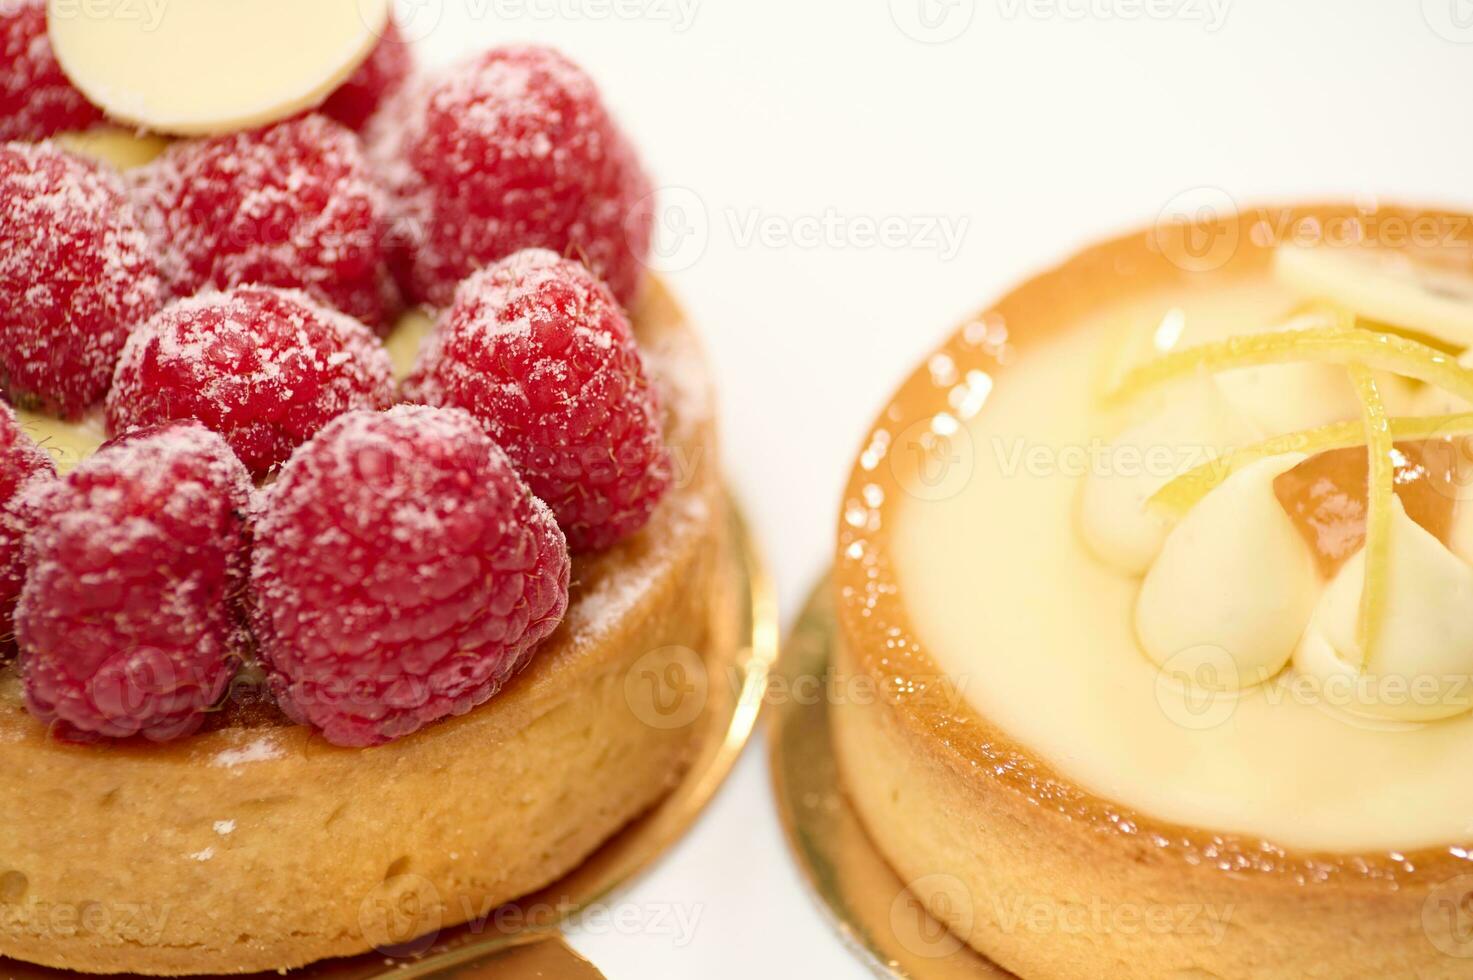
[625,646,709,729]
[359,871,443,956]
[1419,422,1473,505]
[1153,644,1243,731]
[889,414,976,502]
[1151,185,1241,273]
[1424,875,1473,958]
[890,874,972,957]
[632,186,711,274]
[1423,0,1473,43]
[890,0,977,43]
[383,0,445,42]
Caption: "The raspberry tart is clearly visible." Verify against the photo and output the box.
[834,204,1473,978]
[0,9,724,975]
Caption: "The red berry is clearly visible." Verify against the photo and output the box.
[406,250,670,552]
[107,286,395,479]
[320,17,413,132]
[251,405,570,747]
[18,422,253,742]
[0,142,163,417]
[375,45,653,310]
[0,0,104,141]
[133,114,400,331]
[0,403,56,656]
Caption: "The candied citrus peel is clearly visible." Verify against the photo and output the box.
[1148,413,1473,518]
[1348,365,1393,669]
[1104,325,1473,411]
[1272,441,1457,579]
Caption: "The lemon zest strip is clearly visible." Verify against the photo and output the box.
[1348,365,1394,671]
[1104,326,1473,410]
[1147,413,1473,518]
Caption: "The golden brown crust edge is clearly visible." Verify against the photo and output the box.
[833,636,1465,980]
[831,205,1473,978]
[0,278,726,976]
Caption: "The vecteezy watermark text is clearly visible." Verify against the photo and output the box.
[726,208,970,262]
[996,0,1231,32]
[46,0,169,31]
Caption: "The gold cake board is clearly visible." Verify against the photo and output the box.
[769,575,1017,979]
[2,500,778,980]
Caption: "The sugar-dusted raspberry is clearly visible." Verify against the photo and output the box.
[107,286,395,479]
[406,250,670,552]
[320,17,413,132]
[375,45,653,310]
[251,405,570,747]
[0,403,56,656]
[17,422,253,742]
[0,143,163,417]
[0,0,105,142]
[133,114,400,331]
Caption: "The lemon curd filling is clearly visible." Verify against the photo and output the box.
[892,262,1473,853]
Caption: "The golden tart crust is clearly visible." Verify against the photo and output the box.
[0,280,725,976]
[832,205,1473,980]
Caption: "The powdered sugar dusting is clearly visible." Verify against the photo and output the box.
[0,142,163,416]
[321,16,414,132]
[17,422,253,742]
[107,286,395,477]
[0,1,104,141]
[251,404,571,747]
[370,45,652,308]
[405,249,671,552]
[211,736,286,768]
[131,114,400,330]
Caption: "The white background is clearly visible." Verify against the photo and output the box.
[403,1,1473,975]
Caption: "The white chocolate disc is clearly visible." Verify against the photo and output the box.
[47,0,390,136]
[1276,242,1473,349]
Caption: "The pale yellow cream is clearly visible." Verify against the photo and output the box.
[892,281,1473,853]
[15,312,432,476]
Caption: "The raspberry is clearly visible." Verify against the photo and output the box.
[0,403,55,656]
[0,142,163,417]
[17,422,253,742]
[375,45,653,310]
[107,286,395,479]
[133,114,400,331]
[251,405,570,747]
[0,0,105,142]
[406,250,671,552]
[320,17,413,132]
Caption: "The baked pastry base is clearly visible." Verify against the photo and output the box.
[774,574,1472,980]
[0,280,731,976]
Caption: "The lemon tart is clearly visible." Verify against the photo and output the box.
[833,204,1473,979]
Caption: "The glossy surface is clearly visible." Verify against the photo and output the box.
[836,205,1473,877]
